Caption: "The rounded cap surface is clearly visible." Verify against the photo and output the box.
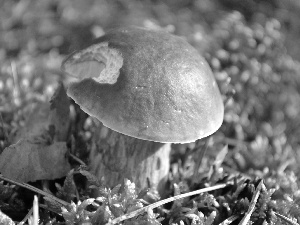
[61,27,224,143]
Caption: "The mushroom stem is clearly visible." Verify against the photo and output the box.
[89,121,171,194]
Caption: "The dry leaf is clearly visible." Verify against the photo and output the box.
[11,102,50,144]
[11,83,70,144]
[0,139,71,182]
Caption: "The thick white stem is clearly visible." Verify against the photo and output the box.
[89,122,171,194]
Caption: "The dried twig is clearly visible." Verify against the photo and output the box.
[0,174,69,207]
[32,195,39,225]
[274,212,300,225]
[219,215,239,225]
[238,180,263,225]
[17,207,33,225]
[69,153,87,166]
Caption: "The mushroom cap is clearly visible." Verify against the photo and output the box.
[61,27,224,143]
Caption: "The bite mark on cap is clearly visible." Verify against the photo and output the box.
[64,42,123,84]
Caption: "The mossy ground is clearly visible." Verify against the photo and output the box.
[0,1,300,224]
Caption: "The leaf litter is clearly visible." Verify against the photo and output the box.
[0,83,71,182]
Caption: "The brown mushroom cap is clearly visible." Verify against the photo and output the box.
[61,27,224,143]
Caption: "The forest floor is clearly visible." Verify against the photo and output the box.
[1,0,300,224]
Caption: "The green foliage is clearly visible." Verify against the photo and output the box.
[62,198,98,225]
[56,169,76,202]
[266,171,300,224]
[95,179,162,224]
[252,187,275,223]
[61,178,163,225]
[0,209,14,225]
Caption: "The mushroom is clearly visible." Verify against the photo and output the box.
[61,27,224,194]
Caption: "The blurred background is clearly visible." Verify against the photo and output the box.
[1,0,300,183]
